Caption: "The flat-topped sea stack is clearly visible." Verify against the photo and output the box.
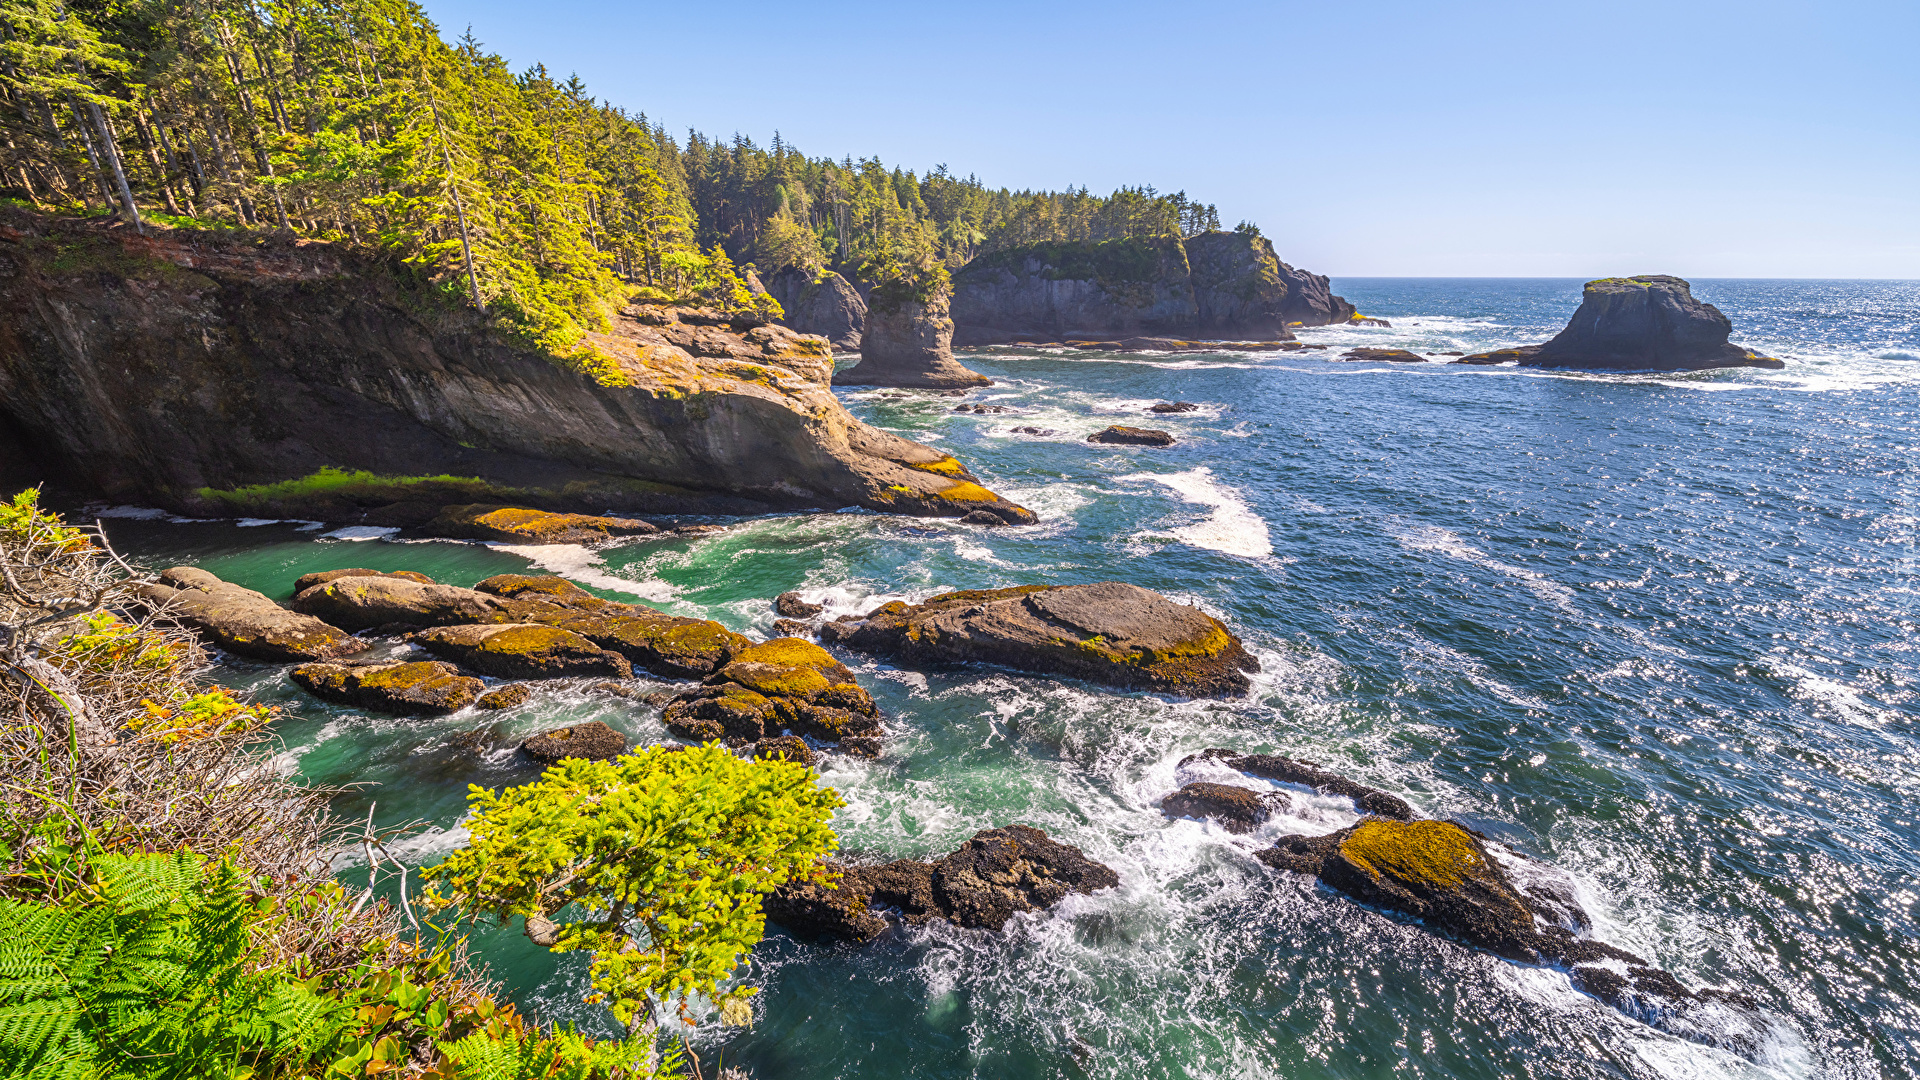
[833,277,991,390]
[821,582,1259,697]
[1455,275,1783,371]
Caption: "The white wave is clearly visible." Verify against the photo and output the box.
[1392,523,1575,611]
[92,505,172,520]
[1118,468,1273,559]
[321,525,399,541]
[235,517,282,527]
[293,520,327,531]
[489,542,679,602]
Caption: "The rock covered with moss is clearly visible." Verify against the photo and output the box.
[136,566,366,662]
[833,277,992,390]
[412,623,632,679]
[427,504,658,544]
[663,637,881,755]
[290,660,483,714]
[1260,818,1756,1035]
[521,720,627,764]
[472,574,750,679]
[821,582,1258,697]
[291,568,435,592]
[291,575,506,632]
[765,824,1119,941]
[1454,276,1783,371]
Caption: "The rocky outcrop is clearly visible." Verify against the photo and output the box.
[412,623,632,679]
[1182,749,1414,820]
[290,660,483,714]
[949,232,1355,342]
[1257,819,1757,1040]
[663,638,881,755]
[1087,426,1174,447]
[774,591,823,618]
[472,574,749,679]
[820,582,1259,697]
[426,505,658,544]
[291,575,506,632]
[765,267,865,349]
[0,210,1030,525]
[136,567,365,662]
[476,683,532,709]
[1161,782,1279,833]
[291,568,435,593]
[1453,276,1783,371]
[764,824,1119,941]
[752,734,816,766]
[521,720,627,764]
[1338,348,1425,363]
[832,280,991,390]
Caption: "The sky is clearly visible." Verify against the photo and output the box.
[417,0,1918,278]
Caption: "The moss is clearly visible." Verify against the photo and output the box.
[922,586,1046,608]
[479,574,598,603]
[911,456,970,479]
[734,638,838,671]
[196,467,491,507]
[935,481,999,505]
[727,663,832,699]
[478,625,579,658]
[356,662,444,691]
[1339,820,1483,890]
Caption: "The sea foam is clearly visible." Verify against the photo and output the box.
[1119,468,1273,559]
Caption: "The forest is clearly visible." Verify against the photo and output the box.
[0,0,1240,358]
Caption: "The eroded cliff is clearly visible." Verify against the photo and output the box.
[0,212,1032,524]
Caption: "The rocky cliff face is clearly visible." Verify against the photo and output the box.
[1454,275,1783,371]
[950,232,1354,342]
[765,267,866,350]
[0,212,1033,524]
[832,280,991,389]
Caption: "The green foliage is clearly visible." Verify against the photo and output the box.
[425,744,843,1026]
[955,236,1176,290]
[193,467,491,508]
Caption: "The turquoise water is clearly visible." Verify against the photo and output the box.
[92,279,1920,1079]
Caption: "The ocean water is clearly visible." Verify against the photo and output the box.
[88,278,1920,1079]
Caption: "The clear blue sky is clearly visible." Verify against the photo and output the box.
[419,0,1916,278]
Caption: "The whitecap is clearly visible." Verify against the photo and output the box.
[1118,467,1273,559]
[489,542,679,602]
[321,525,399,541]
[235,517,282,527]
[1392,523,1576,611]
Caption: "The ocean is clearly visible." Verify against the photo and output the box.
[91,278,1920,1079]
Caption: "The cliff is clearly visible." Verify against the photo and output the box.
[949,232,1355,343]
[0,212,1034,524]
[832,278,991,389]
[1454,275,1784,372]
[765,267,866,350]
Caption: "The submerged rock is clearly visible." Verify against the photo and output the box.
[1181,748,1414,820]
[1453,276,1783,371]
[663,637,880,754]
[1087,425,1175,447]
[1161,782,1278,834]
[1149,401,1200,413]
[427,504,658,544]
[290,660,482,714]
[291,576,506,632]
[291,568,435,593]
[820,582,1258,697]
[412,623,632,679]
[1338,348,1426,363]
[521,720,627,764]
[136,567,366,663]
[765,824,1119,941]
[833,279,992,390]
[475,683,533,709]
[473,574,749,679]
[1259,819,1758,1041]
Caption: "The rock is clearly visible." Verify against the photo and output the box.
[291,568,435,593]
[1182,748,1414,820]
[412,623,632,679]
[1338,348,1426,363]
[1087,426,1175,447]
[953,403,1012,413]
[663,637,880,750]
[1348,315,1392,327]
[820,582,1258,697]
[1256,819,1758,1040]
[134,566,366,663]
[0,210,1030,526]
[771,618,812,637]
[959,510,1006,526]
[1161,782,1277,833]
[291,576,506,632]
[473,574,750,679]
[833,278,992,389]
[774,591,823,618]
[753,734,816,767]
[426,504,658,544]
[1149,402,1200,413]
[765,824,1118,941]
[1012,426,1056,436]
[1453,276,1784,371]
[521,720,627,764]
[289,660,483,714]
[765,267,866,349]
[476,683,533,709]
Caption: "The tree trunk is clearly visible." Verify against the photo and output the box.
[86,100,143,232]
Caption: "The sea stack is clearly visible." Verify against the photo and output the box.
[833,277,992,389]
[1455,275,1783,371]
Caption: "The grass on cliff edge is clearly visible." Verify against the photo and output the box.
[195,467,493,507]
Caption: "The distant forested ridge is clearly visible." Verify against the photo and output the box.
[0,0,1247,355]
